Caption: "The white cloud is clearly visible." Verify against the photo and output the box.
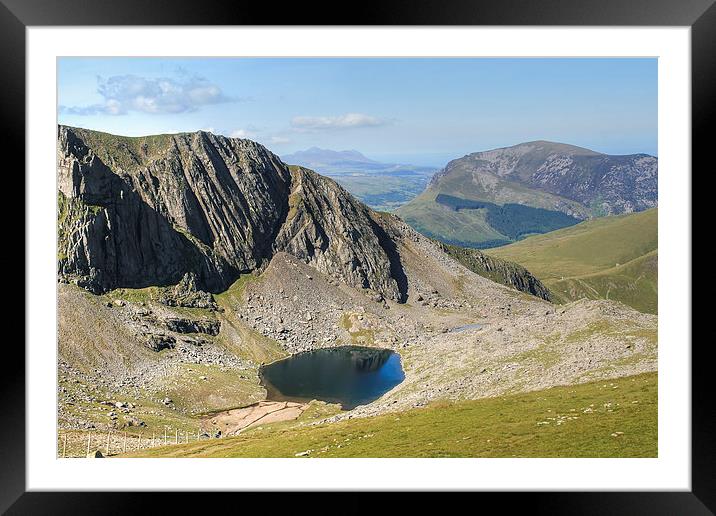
[230,128,256,139]
[268,135,291,144]
[290,113,387,131]
[59,74,235,116]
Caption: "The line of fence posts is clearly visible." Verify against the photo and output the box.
[61,426,220,457]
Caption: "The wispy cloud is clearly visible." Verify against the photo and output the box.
[59,74,235,116]
[290,113,387,131]
[230,128,256,139]
[267,135,291,144]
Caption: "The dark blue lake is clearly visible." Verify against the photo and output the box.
[259,346,405,410]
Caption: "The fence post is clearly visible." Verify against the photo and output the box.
[175,429,178,444]
[62,433,67,458]
[164,428,168,445]
[106,431,111,456]
[86,432,91,456]
[123,431,127,453]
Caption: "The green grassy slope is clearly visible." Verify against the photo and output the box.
[124,372,657,458]
[63,126,177,171]
[487,208,658,313]
[396,192,512,248]
[422,166,588,217]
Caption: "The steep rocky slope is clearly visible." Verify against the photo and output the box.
[57,126,290,293]
[57,126,401,300]
[274,166,402,302]
[396,141,657,247]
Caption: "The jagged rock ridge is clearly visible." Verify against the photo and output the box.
[57,126,403,300]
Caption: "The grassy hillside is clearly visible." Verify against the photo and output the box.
[395,141,656,248]
[396,187,584,248]
[123,372,657,458]
[487,209,657,313]
[396,192,513,248]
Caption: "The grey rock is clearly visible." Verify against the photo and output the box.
[144,333,176,352]
[164,317,220,335]
[427,141,657,217]
[57,127,409,302]
[439,243,553,301]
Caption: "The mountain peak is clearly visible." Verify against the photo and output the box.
[398,140,658,248]
[473,140,603,158]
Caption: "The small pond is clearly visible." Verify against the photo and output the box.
[259,346,405,410]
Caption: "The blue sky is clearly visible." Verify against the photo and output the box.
[58,58,657,166]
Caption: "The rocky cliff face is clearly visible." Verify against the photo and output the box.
[275,166,402,301]
[58,126,291,292]
[57,126,402,300]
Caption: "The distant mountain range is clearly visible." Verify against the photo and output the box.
[282,147,437,212]
[282,147,379,170]
[282,147,435,176]
[396,141,657,248]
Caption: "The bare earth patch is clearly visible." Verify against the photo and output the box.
[204,401,307,436]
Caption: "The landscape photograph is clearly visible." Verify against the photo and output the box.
[56,57,658,458]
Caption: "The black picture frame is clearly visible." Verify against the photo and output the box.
[3,0,710,513]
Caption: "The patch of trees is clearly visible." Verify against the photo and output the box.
[435,194,580,241]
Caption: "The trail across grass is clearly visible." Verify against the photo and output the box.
[124,372,657,458]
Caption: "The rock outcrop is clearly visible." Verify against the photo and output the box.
[158,272,217,310]
[163,317,220,335]
[439,242,553,301]
[57,127,404,301]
